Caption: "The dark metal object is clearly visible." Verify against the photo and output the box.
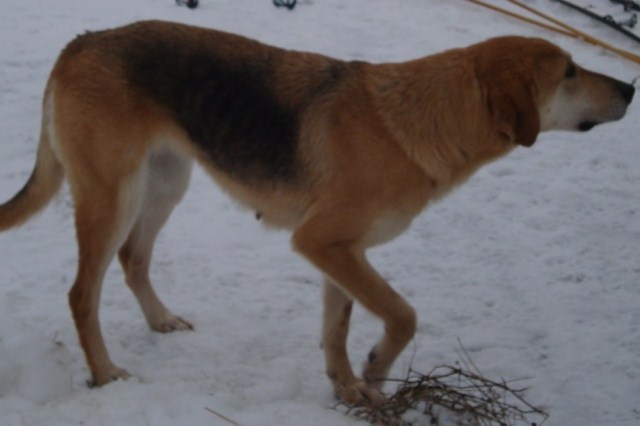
[273,0,296,10]
[553,0,640,43]
[176,0,199,9]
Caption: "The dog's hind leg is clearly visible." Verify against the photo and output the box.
[67,173,144,386]
[118,147,193,333]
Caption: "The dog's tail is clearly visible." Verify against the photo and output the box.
[0,91,64,231]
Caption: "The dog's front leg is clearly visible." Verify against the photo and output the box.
[293,224,416,405]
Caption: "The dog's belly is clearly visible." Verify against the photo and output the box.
[363,212,415,247]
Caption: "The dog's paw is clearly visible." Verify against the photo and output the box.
[150,313,194,333]
[89,366,131,388]
[334,379,386,407]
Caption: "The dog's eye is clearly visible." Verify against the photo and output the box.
[565,63,577,79]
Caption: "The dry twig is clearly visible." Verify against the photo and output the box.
[204,406,243,426]
[337,343,548,425]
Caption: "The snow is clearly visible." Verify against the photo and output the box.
[1,0,639,425]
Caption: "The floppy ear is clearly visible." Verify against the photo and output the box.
[488,82,540,147]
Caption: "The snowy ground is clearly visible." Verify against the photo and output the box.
[1,0,639,425]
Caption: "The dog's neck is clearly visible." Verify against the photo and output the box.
[365,55,514,197]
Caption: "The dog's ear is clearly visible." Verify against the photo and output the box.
[488,81,540,147]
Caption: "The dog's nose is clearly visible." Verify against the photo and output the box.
[617,80,635,104]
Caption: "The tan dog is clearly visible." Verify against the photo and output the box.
[0,21,634,404]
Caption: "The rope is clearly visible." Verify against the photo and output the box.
[465,0,640,65]
[466,0,577,37]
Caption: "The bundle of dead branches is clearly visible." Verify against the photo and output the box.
[338,348,549,425]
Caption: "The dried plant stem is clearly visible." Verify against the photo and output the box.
[337,341,549,426]
[204,407,243,426]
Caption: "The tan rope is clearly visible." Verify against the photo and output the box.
[466,0,576,37]
[507,0,640,64]
[465,0,640,65]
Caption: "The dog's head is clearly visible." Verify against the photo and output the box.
[471,36,634,147]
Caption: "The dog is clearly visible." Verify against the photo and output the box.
[0,20,634,405]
